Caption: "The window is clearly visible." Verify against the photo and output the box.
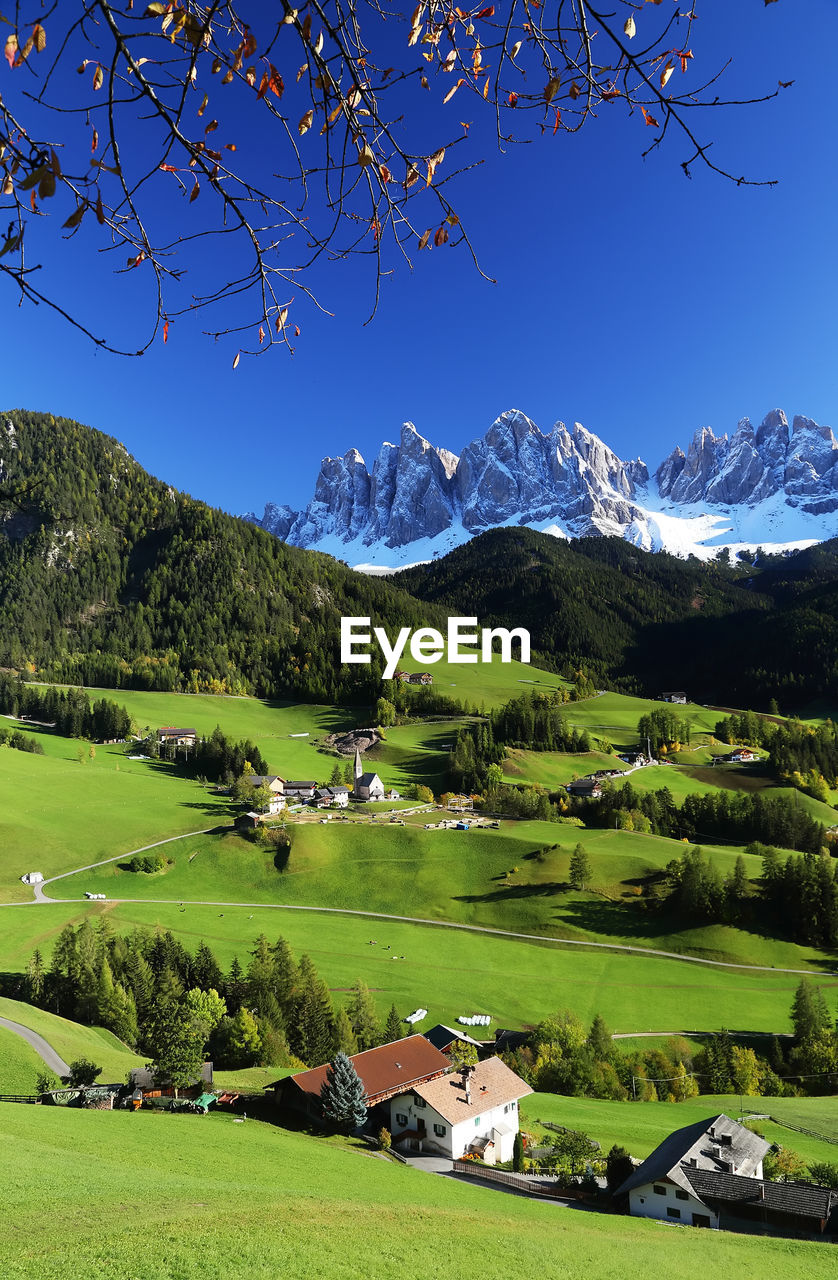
[667,1208,681,1220]
[395,1113,407,1127]
[675,1190,688,1201]
[474,1117,480,1127]
[433,1124,446,1137]
[653,1185,667,1196]
[414,1097,426,1109]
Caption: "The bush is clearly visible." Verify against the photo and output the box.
[378,1127,392,1152]
[128,853,166,874]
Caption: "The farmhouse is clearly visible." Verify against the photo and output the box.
[129,1063,214,1102]
[446,794,474,811]
[157,727,197,747]
[20,871,44,885]
[659,692,687,704]
[409,672,434,685]
[282,780,318,801]
[352,747,384,802]
[314,785,350,808]
[389,1058,532,1163]
[617,1114,770,1229]
[247,774,287,794]
[718,748,758,764]
[273,1035,450,1119]
[565,778,602,798]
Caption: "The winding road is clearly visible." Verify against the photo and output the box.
[0,1015,70,1077]
[3,828,834,980]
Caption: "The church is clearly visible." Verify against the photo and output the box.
[352,746,384,802]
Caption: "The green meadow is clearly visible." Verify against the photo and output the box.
[1,1106,832,1280]
[0,899,823,1036]
[0,738,234,902]
[47,820,835,971]
[0,1026,46,1094]
[520,1093,838,1171]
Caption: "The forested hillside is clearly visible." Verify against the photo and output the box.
[399,529,838,709]
[0,410,447,701]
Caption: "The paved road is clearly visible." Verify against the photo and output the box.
[0,1015,70,1077]
[5,829,836,981]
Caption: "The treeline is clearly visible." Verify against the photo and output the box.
[13,923,407,1077]
[150,725,269,783]
[502,979,838,1104]
[449,690,594,792]
[0,724,43,754]
[0,410,451,704]
[0,673,133,741]
[637,707,692,755]
[576,779,825,853]
[716,712,838,801]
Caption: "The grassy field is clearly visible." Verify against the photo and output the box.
[45,819,836,972]
[0,1026,47,1094]
[0,898,826,1036]
[0,736,233,902]
[386,651,570,707]
[520,1093,838,1170]
[0,1106,833,1279]
[0,998,143,1082]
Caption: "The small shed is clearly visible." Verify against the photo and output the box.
[20,871,44,885]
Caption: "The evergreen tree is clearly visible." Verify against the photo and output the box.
[383,1004,403,1045]
[193,941,224,992]
[319,1053,369,1133]
[587,1014,613,1062]
[345,979,383,1051]
[569,843,592,890]
[606,1144,634,1193]
[333,1007,359,1056]
[26,949,45,1005]
[225,956,246,1015]
[512,1131,525,1173]
[791,978,832,1047]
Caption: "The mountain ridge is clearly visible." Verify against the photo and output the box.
[247,407,838,567]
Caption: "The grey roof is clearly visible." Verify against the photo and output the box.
[423,1024,483,1052]
[247,775,284,786]
[357,772,382,787]
[317,785,349,796]
[284,780,317,788]
[617,1114,771,1199]
[683,1166,838,1222]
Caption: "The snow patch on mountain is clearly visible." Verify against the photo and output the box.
[246,407,836,569]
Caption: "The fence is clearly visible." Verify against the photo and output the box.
[452,1160,567,1198]
[0,1094,41,1104]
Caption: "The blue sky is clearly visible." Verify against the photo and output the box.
[2,2,836,517]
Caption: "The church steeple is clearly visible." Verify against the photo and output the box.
[353,746,363,789]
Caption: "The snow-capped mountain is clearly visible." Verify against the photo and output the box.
[246,408,838,569]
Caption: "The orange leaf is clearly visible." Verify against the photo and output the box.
[552,107,561,135]
[92,63,103,91]
[507,92,518,107]
[163,320,169,343]
[641,105,660,128]
[4,34,18,69]
[190,180,200,202]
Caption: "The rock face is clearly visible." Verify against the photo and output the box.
[246,406,838,560]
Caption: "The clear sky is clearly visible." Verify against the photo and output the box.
[2,2,837,518]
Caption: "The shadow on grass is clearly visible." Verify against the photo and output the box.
[454,881,569,904]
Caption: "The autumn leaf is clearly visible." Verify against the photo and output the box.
[298,109,313,135]
[189,179,200,202]
[92,63,103,91]
[163,320,169,343]
[544,77,560,105]
[507,92,518,108]
[569,82,581,100]
[232,351,240,369]
[62,204,86,229]
[418,228,431,250]
[4,33,17,69]
[358,143,375,166]
[641,105,660,128]
[443,78,464,105]
[95,190,105,225]
[33,23,46,53]
[660,60,674,89]
[624,16,636,39]
[433,224,449,247]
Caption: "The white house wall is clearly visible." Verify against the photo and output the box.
[390,1094,521,1160]
[629,1182,718,1229]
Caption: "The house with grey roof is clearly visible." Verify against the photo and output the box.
[617,1114,772,1230]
